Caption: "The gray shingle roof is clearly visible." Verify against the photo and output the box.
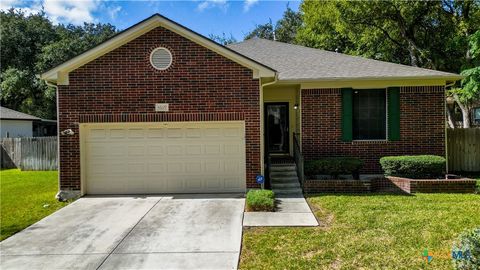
[0,106,40,121]
[227,38,461,81]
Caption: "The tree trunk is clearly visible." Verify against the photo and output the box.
[453,93,471,128]
[407,42,418,67]
[446,106,456,128]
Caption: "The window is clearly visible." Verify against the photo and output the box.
[474,107,480,125]
[352,89,386,140]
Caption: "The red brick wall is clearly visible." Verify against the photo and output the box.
[57,26,261,191]
[384,176,477,194]
[301,86,445,173]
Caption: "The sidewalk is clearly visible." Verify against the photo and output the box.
[243,194,318,227]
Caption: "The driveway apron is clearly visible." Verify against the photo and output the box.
[0,194,245,270]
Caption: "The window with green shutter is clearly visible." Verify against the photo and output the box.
[352,89,387,140]
[341,87,400,141]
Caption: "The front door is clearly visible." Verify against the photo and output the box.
[265,103,289,154]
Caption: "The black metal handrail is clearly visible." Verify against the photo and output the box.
[293,133,305,188]
[263,147,272,189]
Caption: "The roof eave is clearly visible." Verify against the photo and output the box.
[277,75,464,84]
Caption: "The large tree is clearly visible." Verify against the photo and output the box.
[298,0,480,127]
[0,9,117,119]
[244,5,302,43]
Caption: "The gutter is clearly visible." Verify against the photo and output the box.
[277,75,464,84]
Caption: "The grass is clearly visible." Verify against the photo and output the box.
[0,169,69,241]
[240,193,480,270]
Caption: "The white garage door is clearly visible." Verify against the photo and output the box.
[81,121,246,194]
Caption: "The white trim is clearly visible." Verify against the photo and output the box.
[149,47,173,70]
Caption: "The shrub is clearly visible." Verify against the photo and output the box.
[380,155,446,179]
[304,157,364,179]
[246,189,275,211]
[452,227,480,270]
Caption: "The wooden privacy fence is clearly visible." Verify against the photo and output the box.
[1,137,58,171]
[447,128,480,172]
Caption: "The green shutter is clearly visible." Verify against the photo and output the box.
[341,88,353,142]
[387,87,400,141]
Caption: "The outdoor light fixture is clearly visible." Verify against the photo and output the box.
[294,104,299,110]
[60,129,75,136]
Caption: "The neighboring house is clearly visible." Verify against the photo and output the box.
[1,106,40,137]
[446,98,480,127]
[41,14,462,199]
[473,106,480,126]
[0,106,57,137]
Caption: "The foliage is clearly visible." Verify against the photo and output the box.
[304,157,364,179]
[246,189,275,212]
[208,32,237,45]
[240,194,480,269]
[0,169,69,241]
[0,9,117,119]
[452,227,480,270]
[297,0,480,72]
[454,31,480,103]
[245,19,275,40]
[244,5,302,43]
[380,155,446,179]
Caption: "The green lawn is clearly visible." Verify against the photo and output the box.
[240,193,480,270]
[0,169,69,241]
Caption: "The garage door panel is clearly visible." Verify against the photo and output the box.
[147,145,164,156]
[205,145,221,155]
[167,128,183,138]
[128,145,145,156]
[185,128,201,138]
[83,122,246,194]
[147,162,165,173]
[147,128,164,138]
[167,145,184,155]
[225,176,243,189]
[185,145,202,155]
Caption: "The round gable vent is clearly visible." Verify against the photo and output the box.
[150,47,172,70]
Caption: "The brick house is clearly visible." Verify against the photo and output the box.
[41,14,461,200]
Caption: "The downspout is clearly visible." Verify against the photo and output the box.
[259,74,278,176]
[444,80,456,176]
[44,79,62,198]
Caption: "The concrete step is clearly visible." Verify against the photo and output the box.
[271,176,299,183]
[272,182,301,189]
[271,171,298,177]
[270,165,296,172]
[273,188,303,195]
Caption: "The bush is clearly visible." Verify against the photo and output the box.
[246,189,275,211]
[452,227,480,270]
[380,155,446,179]
[304,157,364,179]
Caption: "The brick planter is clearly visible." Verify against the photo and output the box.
[304,176,477,194]
[382,176,477,194]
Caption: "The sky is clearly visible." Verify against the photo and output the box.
[0,0,300,40]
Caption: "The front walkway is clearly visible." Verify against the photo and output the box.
[243,193,318,226]
[0,194,245,270]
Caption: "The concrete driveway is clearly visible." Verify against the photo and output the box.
[0,194,245,270]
